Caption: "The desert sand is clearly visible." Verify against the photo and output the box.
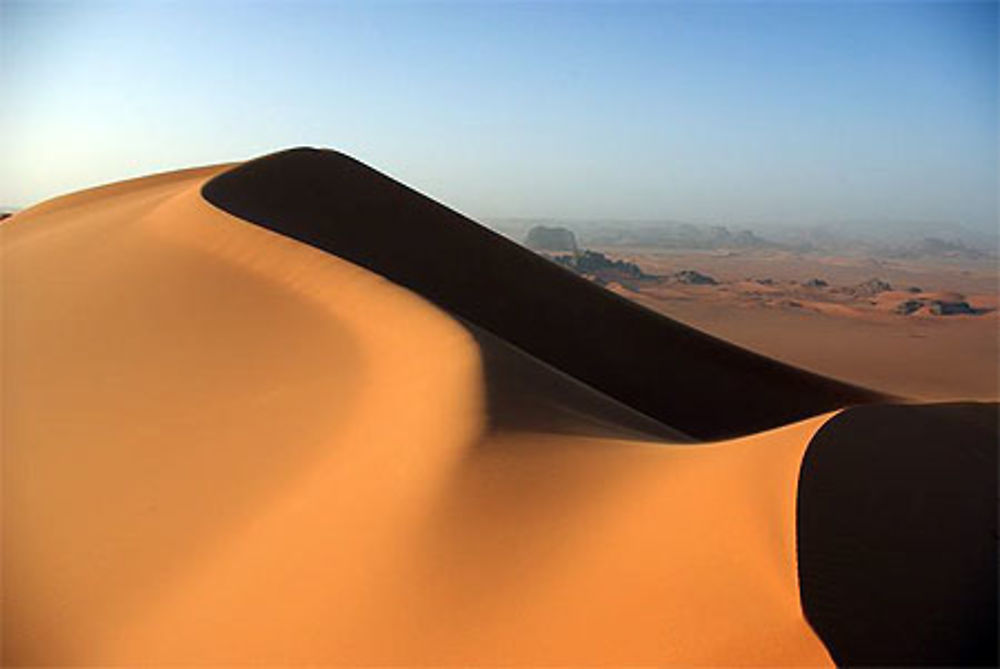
[202,149,883,439]
[2,162,831,665]
[599,248,999,400]
[2,150,995,665]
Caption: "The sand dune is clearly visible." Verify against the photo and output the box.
[203,148,886,439]
[2,149,995,666]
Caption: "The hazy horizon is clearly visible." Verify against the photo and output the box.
[3,1,997,234]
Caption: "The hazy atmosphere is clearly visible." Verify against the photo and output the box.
[3,1,997,236]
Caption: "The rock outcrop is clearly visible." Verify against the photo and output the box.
[553,250,647,280]
[851,278,892,297]
[929,300,976,316]
[672,270,718,286]
[895,300,924,315]
[524,225,579,254]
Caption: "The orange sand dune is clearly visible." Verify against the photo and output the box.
[3,164,830,665]
[4,155,995,666]
[203,149,885,439]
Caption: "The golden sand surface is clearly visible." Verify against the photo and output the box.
[601,248,999,401]
[2,167,832,665]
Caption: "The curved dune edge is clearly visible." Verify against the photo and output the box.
[798,402,998,666]
[2,165,839,665]
[202,147,887,440]
[3,166,486,663]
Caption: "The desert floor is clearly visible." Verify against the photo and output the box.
[598,248,998,401]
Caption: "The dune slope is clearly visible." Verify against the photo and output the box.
[203,147,886,439]
[798,402,998,666]
[2,161,834,665]
[3,153,995,666]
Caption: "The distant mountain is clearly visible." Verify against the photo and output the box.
[757,220,998,258]
[493,219,778,251]
[887,237,994,261]
[491,217,998,259]
[580,222,775,250]
[524,225,579,254]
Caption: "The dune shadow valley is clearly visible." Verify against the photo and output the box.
[2,148,996,667]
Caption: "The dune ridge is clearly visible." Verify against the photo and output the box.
[4,161,835,665]
[4,153,995,666]
[203,147,886,439]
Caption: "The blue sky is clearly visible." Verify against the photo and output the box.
[2,1,997,232]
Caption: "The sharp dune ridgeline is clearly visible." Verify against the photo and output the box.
[2,147,996,666]
[202,148,887,440]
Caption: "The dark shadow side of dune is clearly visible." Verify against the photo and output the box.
[203,147,886,440]
[797,401,998,666]
[464,321,692,441]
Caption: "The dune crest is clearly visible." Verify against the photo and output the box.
[3,168,486,663]
[4,154,994,666]
[3,162,835,665]
[203,148,886,439]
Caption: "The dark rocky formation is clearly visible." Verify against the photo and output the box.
[929,300,976,316]
[576,250,646,278]
[894,297,985,316]
[895,300,924,315]
[524,225,579,254]
[852,278,892,297]
[672,270,718,285]
[551,250,648,280]
[804,278,828,288]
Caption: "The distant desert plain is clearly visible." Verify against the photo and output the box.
[512,223,999,401]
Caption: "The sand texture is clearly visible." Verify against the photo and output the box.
[3,149,994,665]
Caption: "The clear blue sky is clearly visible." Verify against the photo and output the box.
[2,1,996,232]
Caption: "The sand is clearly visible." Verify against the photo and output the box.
[6,150,994,665]
[203,149,883,439]
[602,248,999,400]
[797,402,997,666]
[2,163,833,665]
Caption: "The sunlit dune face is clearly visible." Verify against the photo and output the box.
[2,169,486,663]
[2,167,831,666]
